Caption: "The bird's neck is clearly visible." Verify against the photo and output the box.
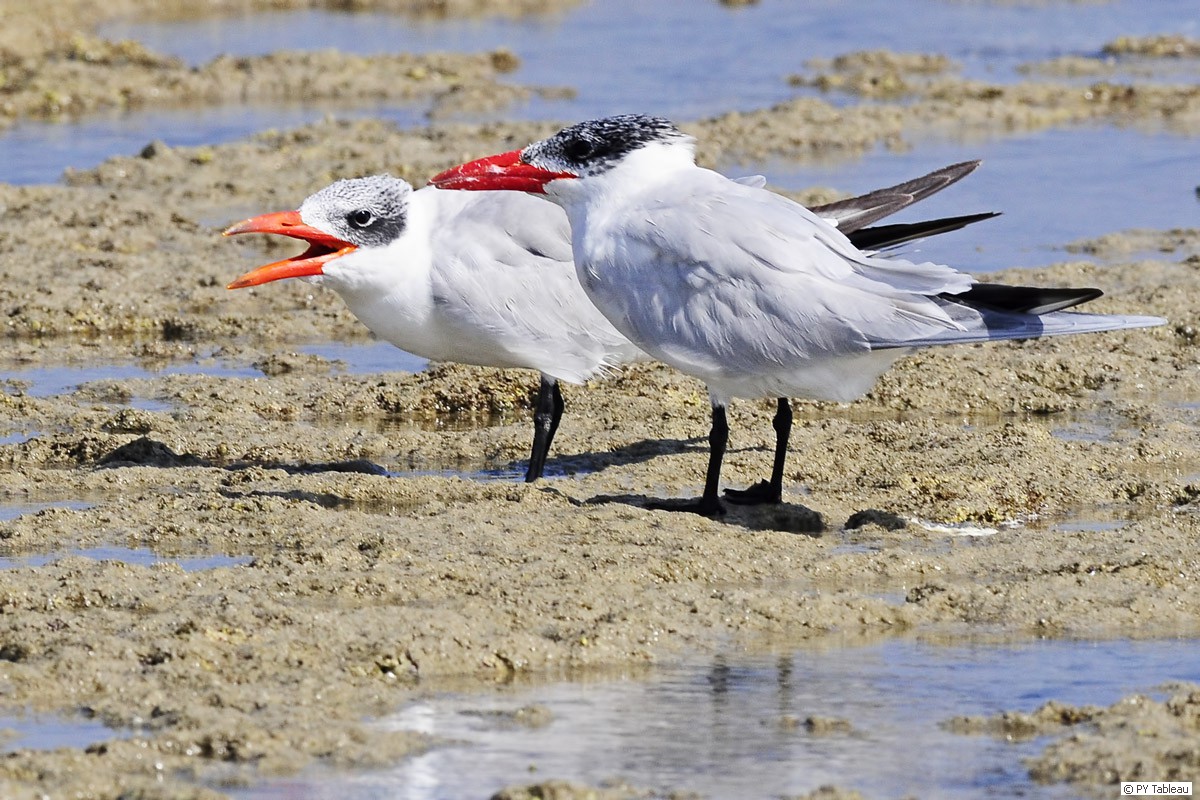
[550,141,696,212]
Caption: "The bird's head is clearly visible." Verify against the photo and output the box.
[430,114,693,196]
[224,174,412,289]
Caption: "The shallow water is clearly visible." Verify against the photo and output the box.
[0,544,252,571]
[3,0,1193,278]
[7,0,1197,195]
[0,503,253,571]
[99,0,1197,106]
[0,501,94,523]
[0,713,122,754]
[0,341,425,399]
[297,341,428,375]
[231,637,1198,799]
[1,103,427,186]
[768,126,1200,272]
[0,352,256,397]
[0,431,37,446]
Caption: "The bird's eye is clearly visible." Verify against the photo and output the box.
[562,138,595,162]
[347,209,374,228]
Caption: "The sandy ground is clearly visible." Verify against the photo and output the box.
[1,1,1200,797]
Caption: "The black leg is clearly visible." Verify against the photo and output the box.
[701,404,730,514]
[548,380,564,447]
[648,403,728,516]
[725,396,791,505]
[525,375,564,482]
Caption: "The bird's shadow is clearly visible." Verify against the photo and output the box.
[95,436,831,533]
[577,491,827,535]
[94,432,710,477]
[538,436,829,533]
[93,432,772,477]
[95,437,404,513]
[535,435,709,479]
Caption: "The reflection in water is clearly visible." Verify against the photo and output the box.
[390,462,583,483]
[233,638,1199,799]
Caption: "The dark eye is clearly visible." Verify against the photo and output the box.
[561,137,596,162]
[347,209,374,228]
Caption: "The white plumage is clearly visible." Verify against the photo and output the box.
[307,183,643,384]
[430,114,1165,514]
[229,164,997,485]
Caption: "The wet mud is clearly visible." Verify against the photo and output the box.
[1,1,1200,798]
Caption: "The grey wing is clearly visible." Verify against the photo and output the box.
[428,192,641,381]
[870,302,1166,349]
[659,172,973,319]
[451,189,575,263]
[677,172,976,296]
[587,173,978,379]
[642,183,1162,355]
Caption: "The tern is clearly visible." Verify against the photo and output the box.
[224,166,995,484]
[430,113,1166,515]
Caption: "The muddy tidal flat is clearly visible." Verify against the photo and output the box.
[2,1,1200,798]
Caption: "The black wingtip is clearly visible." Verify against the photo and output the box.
[849,211,1000,251]
[947,284,1105,315]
